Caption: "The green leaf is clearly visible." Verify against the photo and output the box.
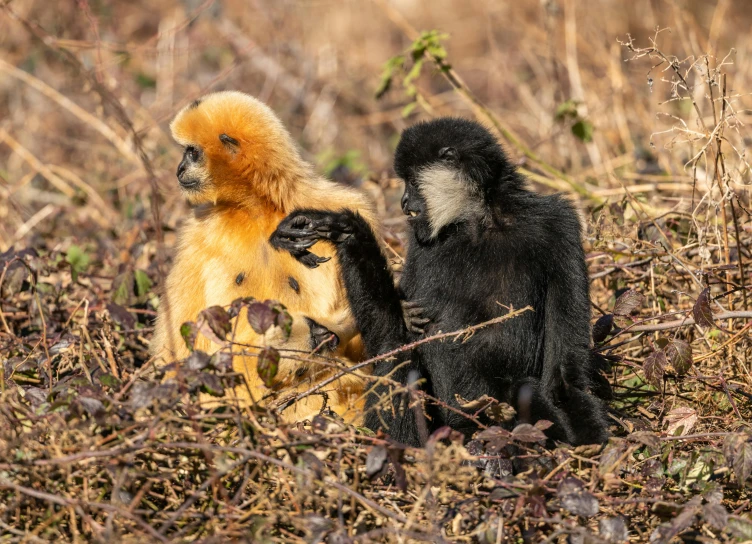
[401,102,418,118]
[375,54,404,99]
[404,58,424,85]
[180,322,198,352]
[134,269,152,298]
[66,245,90,282]
[111,271,133,306]
[572,119,594,142]
[98,373,121,389]
[555,99,579,121]
[257,347,280,388]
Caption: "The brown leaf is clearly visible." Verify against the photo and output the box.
[456,393,496,411]
[106,303,136,329]
[197,373,224,397]
[365,446,388,479]
[692,288,715,329]
[628,431,661,451]
[485,402,516,423]
[643,349,667,388]
[664,406,698,437]
[649,497,700,543]
[534,419,553,431]
[599,439,630,476]
[734,442,752,484]
[185,350,211,371]
[613,289,644,316]
[599,516,628,543]
[557,477,600,517]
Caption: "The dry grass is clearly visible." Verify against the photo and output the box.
[1,0,751,541]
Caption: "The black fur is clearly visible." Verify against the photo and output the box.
[270,117,610,447]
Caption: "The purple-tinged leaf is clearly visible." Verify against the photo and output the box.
[692,288,715,329]
[511,423,547,443]
[701,503,728,531]
[643,349,667,388]
[210,351,233,372]
[666,340,693,376]
[198,373,224,397]
[247,302,276,335]
[197,306,231,345]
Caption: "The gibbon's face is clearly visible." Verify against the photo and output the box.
[169,91,297,206]
[394,117,506,242]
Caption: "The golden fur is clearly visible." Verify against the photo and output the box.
[151,91,378,423]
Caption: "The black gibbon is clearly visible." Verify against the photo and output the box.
[270,117,610,446]
[151,91,380,423]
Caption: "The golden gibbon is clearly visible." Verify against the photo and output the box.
[151,91,379,423]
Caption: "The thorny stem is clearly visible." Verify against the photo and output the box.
[273,307,532,414]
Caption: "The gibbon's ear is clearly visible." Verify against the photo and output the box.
[438,146,458,162]
[219,133,239,150]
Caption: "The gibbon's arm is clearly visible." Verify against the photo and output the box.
[271,209,409,354]
[271,209,427,446]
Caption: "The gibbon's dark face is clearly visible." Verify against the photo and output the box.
[176,144,205,191]
[394,118,511,243]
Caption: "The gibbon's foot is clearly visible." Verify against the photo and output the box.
[401,299,431,334]
[305,318,340,352]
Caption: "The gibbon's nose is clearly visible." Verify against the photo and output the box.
[401,192,409,214]
[176,159,187,180]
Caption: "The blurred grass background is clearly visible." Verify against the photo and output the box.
[1,0,750,254]
[2,3,752,540]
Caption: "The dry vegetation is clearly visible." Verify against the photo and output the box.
[1,0,752,541]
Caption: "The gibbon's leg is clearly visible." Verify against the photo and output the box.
[271,209,426,446]
[540,263,610,444]
[557,386,611,445]
[512,378,576,445]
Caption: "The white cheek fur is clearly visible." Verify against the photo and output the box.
[417,164,484,239]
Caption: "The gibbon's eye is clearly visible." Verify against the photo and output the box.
[186,146,199,162]
[438,146,458,162]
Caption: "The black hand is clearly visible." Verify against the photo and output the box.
[306,317,340,352]
[293,250,331,269]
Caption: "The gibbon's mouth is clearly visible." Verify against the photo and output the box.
[406,210,421,219]
[179,178,201,191]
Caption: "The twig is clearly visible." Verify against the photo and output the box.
[275,307,532,413]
